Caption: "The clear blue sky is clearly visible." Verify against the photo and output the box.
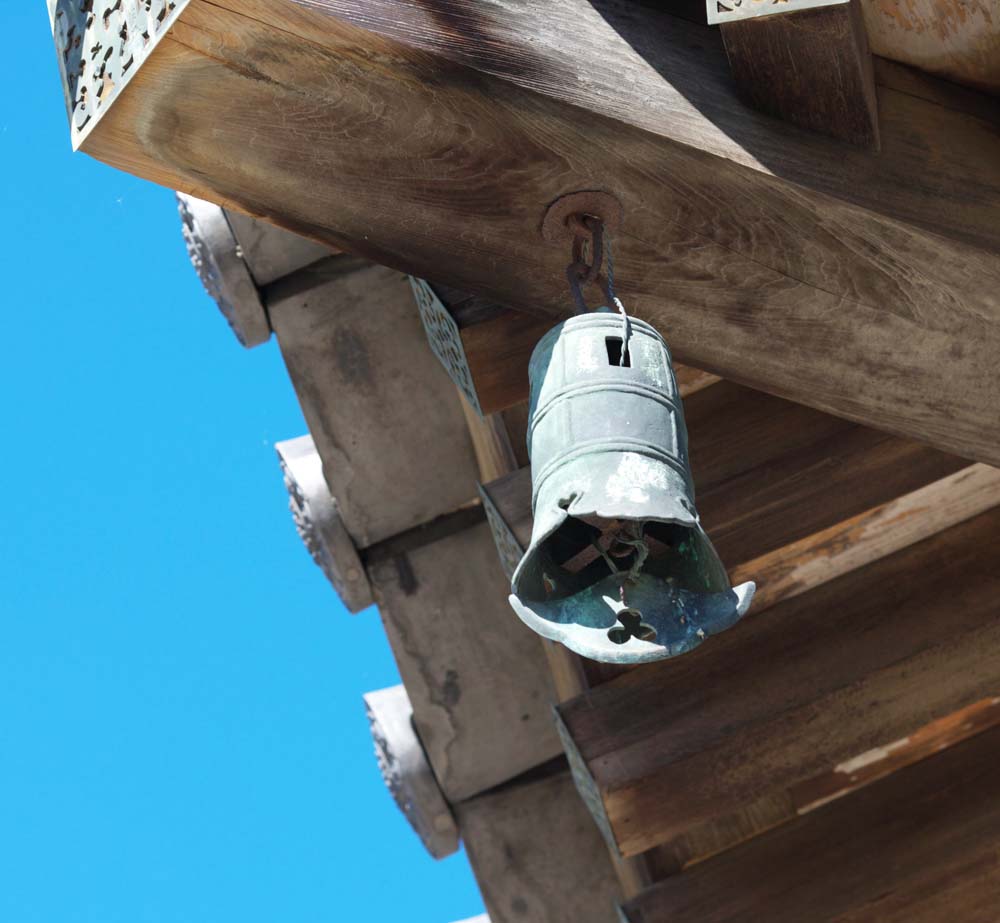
[1,7,482,922]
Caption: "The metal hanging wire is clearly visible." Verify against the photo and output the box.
[565,216,632,366]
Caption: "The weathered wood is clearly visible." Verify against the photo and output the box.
[481,382,969,581]
[720,0,879,147]
[56,0,1000,465]
[456,765,622,923]
[266,257,481,549]
[364,684,459,859]
[275,434,373,612]
[733,462,1000,612]
[222,209,330,286]
[558,505,1000,857]
[621,724,1000,923]
[367,517,561,801]
[861,0,1000,95]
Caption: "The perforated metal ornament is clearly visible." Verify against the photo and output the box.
[49,0,188,147]
[509,310,754,664]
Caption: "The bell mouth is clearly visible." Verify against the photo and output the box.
[517,513,729,602]
[510,510,755,664]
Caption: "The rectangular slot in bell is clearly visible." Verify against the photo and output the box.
[606,336,631,367]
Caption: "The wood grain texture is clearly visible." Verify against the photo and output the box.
[75,0,1000,464]
[721,0,879,147]
[733,462,1000,612]
[266,258,481,548]
[369,519,562,802]
[558,506,1000,857]
[456,766,623,923]
[622,725,1000,923]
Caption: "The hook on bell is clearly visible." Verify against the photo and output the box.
[508,204,753,663]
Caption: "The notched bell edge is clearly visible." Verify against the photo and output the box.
[508,311,755,665]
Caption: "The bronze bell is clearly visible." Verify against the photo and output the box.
[509,309,754,664]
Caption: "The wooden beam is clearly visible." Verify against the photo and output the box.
[733,462,1000,612]
[366,514,562,802]
[455,765,623,923]
[719,0,879,147]
[621,724,1000,922]
[54,0,1000,465]
[557,503,1000,858]
[265,257,481,549]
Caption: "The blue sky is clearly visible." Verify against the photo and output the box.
[0,7,482,922]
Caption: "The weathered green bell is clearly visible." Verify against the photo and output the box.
[509,309,754,664]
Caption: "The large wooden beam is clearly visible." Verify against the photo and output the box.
[265,257,482,549]
[366,514,562,802]
[53,0,1000,464]
[557,503,1000,858]
[621,724,1000,922]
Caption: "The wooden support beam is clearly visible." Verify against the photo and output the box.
[719,0,879,147]
[621,724,1000,923]
[265,257,481,549]
[53,0,1000,465]
[366,514,562,802]
[455,765,623,923]
[557,502,1000,858]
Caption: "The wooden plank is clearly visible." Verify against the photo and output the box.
[621,724,1000,923]
[733,462,1000,612]
[861,0,1000,95]
[557,504,1000,857]
[57,0,1000,465]
[455,765,622,923]
[367,517,562,802]
[640,465,1000,872]
[481,382,969,582]
[266,257,481,549]
[720,0,879,147]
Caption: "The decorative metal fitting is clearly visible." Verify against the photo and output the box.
[707,0,848,25]
[365,685,459,860]
[509,311,754,664]
[48,0,188,148]
[276,435,373,613]
[177,193,271,348]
